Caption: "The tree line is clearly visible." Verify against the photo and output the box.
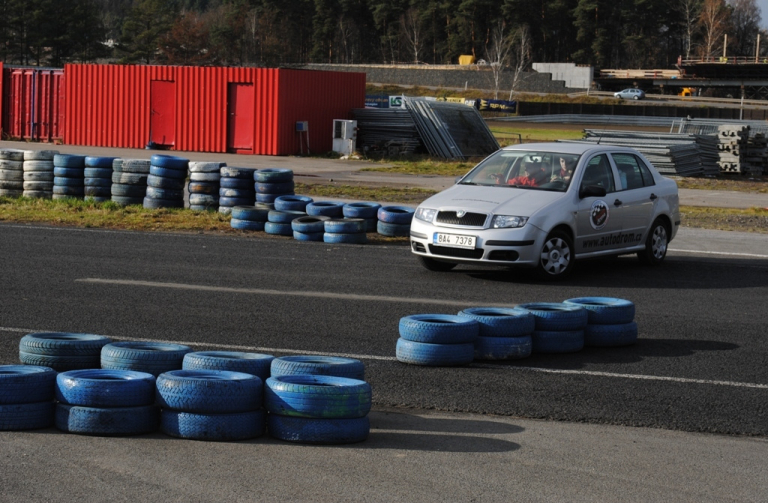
[0,0,764,70]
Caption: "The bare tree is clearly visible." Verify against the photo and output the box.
[400,8,422,63]
[485,21,513,99]
[697,0,730,60]
[729,0,761,56]
[676,0,702,60]
[509,25,532,99]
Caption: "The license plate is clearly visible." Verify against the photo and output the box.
[433,232,476,249]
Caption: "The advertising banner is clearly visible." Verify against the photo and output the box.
[365,95,389,108]
[476,99,517,112]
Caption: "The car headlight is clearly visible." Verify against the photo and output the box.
[415,207,437,222]
[491,215,528,228]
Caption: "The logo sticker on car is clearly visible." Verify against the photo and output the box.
[590,200,609,230]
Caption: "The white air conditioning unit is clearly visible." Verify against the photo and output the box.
[332,119,357,155]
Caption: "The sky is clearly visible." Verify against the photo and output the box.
[759,1,768,28]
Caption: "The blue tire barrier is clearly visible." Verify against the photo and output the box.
[188,182,218,194]
[265,375,371,419]
[218,196,254,208]
[146,186,183,200]
[291,215,330,234]
[399,314,479,344]
[161,409,265,441]
[189,172,221,183]
[53,167,84,178]
[189,161,224,173]
[294,230,323,241]
[324,218,366,234]
[306,201,344,218]
[516,303,589,331]
[563,297,636,325]
[156,370,262,414]
[101,342,191,377]
[220,167,256,179]
[55,370,156,408]
[270,355,365,381]
[230,218,265,231]
[274,195,313,212]
[364,217,378,232]
[85,156,117,168]
[268,210,306,224]
[0,402,55,430]
[220,187,255,199]
[19,332,112,357]
[218,206,232,215]
[256,202,275,210]
[474,335,533,360]
[323,232,367,244]
[189,204,216,211]
[112,172,148,185]
[84,167,113,178]
[53,154,86,168]
[377,221,410,237]
[114,159,151,174]
[150,154,188,169]
[143,197,184,209]
[219,177,254,189]
[23,171,54,181]
[84,187,111,197]
[256,181,295,194]
[531,330,585,353]
[111,183,147,197]
[267,414,369,444]
[83,177,111,187]
[148,174,185,190]
[19,351,100,372]
[55,403,159,436]
[149,165,187,180]
[189,194,218,206]
[584,322,638,347]
[254,168,293,183]
[256,192,289,203]
[111,196,143,206]
[395,338,474,366]
[52,187,84,197]
[264,221,294,236]
[343,202,381,219]
[183,351,274,381]
[378,206,415,224]
[0,365,56,404]
[457,307,536,338]
[53,176,84,187]
[231,206,270,221]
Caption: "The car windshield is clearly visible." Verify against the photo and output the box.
[459,150,580,192]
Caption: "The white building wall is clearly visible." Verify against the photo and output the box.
[532,63,594,89]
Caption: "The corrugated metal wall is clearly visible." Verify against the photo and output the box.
[1,67,65,142]
[0,62,3,137]
[65,64,365,155]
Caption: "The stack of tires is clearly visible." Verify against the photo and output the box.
[457,307,535,360]
[188,161,223,211]
[324,218,368,244]
[183,351,274,382]
[0,149,24,198]
[563,297,638,347]
[19,332,112,371]
[266,209,306,236]
[112,159,150,206]
[0,365,56,431]
[255,168,294,204]
[101,341,191,377]
[230,205,271,231]
[219,167,256,214]
[377,206,414,237]
[396,314,479,366]
[55,369,159,436]
[343,202,381,233]
[23,150,58,199]
[157,370,265,441]
[517,303,588,354]
[144,154,188,209]
[306,201,344,218]
[291,215,330,241]
[83,157,116,202]
[265,374,371,444]
[52,154,86,200]
[270,355,365,381]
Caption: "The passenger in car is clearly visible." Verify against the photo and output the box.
[552,156,576,182]
[508,162,546,187]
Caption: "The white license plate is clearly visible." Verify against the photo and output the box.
[433,232,476,249]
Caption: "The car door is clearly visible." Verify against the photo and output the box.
[610,152,656,248]
[575,153,624,254]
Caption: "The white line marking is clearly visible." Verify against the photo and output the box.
[3,326,766,390]
[670,249,768,259]
[75,278,510,307]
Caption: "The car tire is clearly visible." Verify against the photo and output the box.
[55,369,156,407]
[265,375,371,419]
[267,414,369,444]
[537,230,574,280]
[161,409,265,441]
[183,351,274,381]
[474,334,532,360]
[457,307,535,337]
[633,96,639,100]
[395,338,474,366]
[270,355,365,380]
[156,370,262,413]
[562,297,635,325]
[0,365,57,404]
[399,314,479,344]
[55,403,159,436]
[638,219,669,265]
[516,302,588,331]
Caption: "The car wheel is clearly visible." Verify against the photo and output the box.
[637,219,669,265]
[537,230,574,280]
[633,95,639,100]
[418,256,457,272]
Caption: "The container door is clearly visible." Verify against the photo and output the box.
[227,83,254,153]
[150,80,176,147]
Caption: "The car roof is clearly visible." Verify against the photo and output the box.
[500,142,643,156]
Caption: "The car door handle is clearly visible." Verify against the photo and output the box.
[613,199,623,207]
[650,193,658,201]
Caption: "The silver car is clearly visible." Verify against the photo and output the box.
[410,143,680,279]
[614,88,645,100]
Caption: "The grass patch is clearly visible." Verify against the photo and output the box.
[361,158,476,177]
[674,176,768,193]
[680,205,768,233]
[488,125,584,144]
[295,182,437,204]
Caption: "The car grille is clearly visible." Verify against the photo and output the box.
[435,211,487,227]
[428,244,484,259]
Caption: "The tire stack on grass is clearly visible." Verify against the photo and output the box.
[265,374,371,444]
[54,369,159,436]
[306,201,344,218]
[457,307,535,360]
[52,154,86,200]
[517,303,588,354]
[19,332,112,371]
[101,341,191,377]
[255,168,295,204]
[291,215,331,242]
[219,167,256,215]
[157,370,265,441]
[23,150,58,199]
[395,314,479,366]
[343,202,381,233]
[230,205,270,231]
[83,157,117,202]
[188,161,224,211]
[0,149,25,198]
[0,365,56,431]
[324,218,368,244]
[267,198,310,236]
[144,154,188,209]
[270,355,366,381]
[377,206,414,237]
[183,351,274,382]
[563,297,638,347]
[112,159,150,206]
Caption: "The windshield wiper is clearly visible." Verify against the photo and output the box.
[458,181,477,185]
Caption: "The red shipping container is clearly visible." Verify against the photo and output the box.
[1,67,64,142]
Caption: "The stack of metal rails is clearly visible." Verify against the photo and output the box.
[351,108,423,156]
[676,119,767,175]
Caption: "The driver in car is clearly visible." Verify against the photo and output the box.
[508,161,546,187]
[552,156,576,182]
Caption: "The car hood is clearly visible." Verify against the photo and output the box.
[420,184,566,216]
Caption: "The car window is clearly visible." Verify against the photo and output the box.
[612,153,654,190]
[580,154,615,193]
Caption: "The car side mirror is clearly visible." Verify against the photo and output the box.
[579,185,607,199]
